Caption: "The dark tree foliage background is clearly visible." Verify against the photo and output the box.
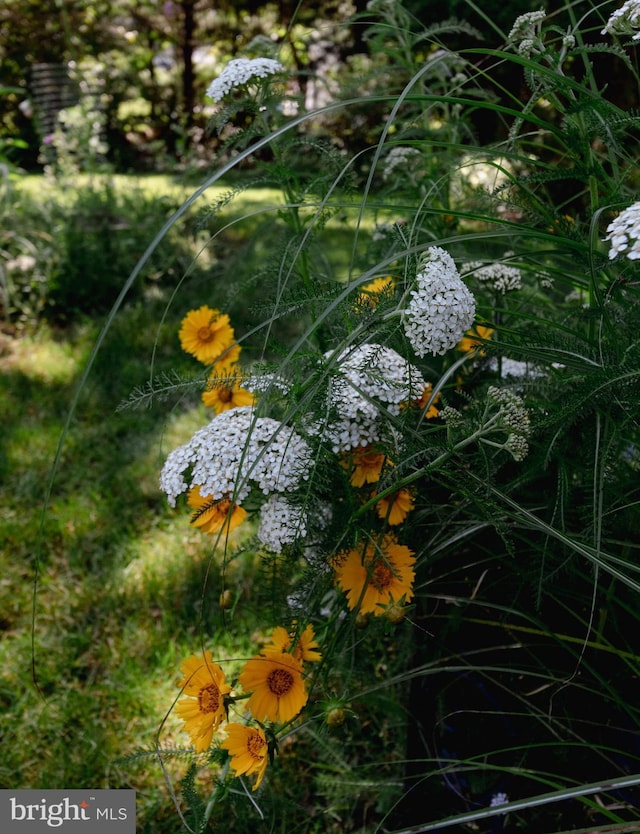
[1,0,538,172]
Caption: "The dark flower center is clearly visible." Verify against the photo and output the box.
[371,561,393,591]
[267,668,294,696]
[198,683,220,713]
[247,732,265,759]
[197,326,214,342]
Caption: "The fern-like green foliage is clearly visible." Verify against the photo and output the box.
[116,370,203,412]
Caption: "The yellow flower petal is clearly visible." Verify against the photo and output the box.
[333,534,415,616]
[261,623,322,663]
[456,324,494,354]
[375,487,415,525]
[201,364,255,414]
[221,723,268,790]
[187,487,247,534]
[176,651,231,752]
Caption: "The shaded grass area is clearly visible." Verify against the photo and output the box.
[0,312,263,826]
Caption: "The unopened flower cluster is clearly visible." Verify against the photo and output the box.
[486,386,531,461]
[507,8,546,57]
[206,57,284,102]
[603,201,640,259]
[508,9,546,41]
[403,246,476,356]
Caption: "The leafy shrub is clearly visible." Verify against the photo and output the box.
[48,181,185,320]
[1,177,194,327]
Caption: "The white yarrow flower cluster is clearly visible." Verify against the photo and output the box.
[507,8,546,56]
[403,246,476,356]
[205,57,284,102]
[319,343,425,452]
[603,201,640,259]
[602,0,640,40]
[160,406,311,506]
[257,495,308,553]
[463,260,523,293]
[488,358,545,380]
[371,222,397,241]
[244,372,292,396]
[517,38,537,58]
[490,792,509,810]
[382,146,422,181]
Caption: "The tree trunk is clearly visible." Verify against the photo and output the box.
[180,0,196,147]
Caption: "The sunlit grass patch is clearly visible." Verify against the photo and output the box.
[0,328,85,384]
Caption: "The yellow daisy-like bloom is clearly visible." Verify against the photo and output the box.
[201,365,255,414]
[187,486,247,535]
[221,723,268,790]
[414,383,441,419]
[333,534,416,616]
[263,624,322,664]
[175,651,232,753]
[357,275,395,308]
[238,652,308,724]
[343,446,392,488]
[456,324,494,354]
[179,305,236,364]
[216,342,242,366]
[374,487,415,525]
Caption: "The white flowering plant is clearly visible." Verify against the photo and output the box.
[100,1,640,830]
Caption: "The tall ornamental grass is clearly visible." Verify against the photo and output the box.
[49,1,640,831]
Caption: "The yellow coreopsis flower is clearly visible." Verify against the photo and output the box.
[343,446,393,488]
[413,383,441,419]
[357,275,395,308]
[238,652,308,724]
[187,487,247,535]
[217,342,242,365]
[263,624,322,664]
[456,324,494,354]
[333,534,416,616]
[374,487,415,525]
[221,723,268,790]
[201,365,255,414]
[179,305,236,364]
[175,650,232,753]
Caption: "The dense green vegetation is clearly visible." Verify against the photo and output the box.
[3,1,640,832]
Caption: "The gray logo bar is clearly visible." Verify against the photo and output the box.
[0,790,136,833]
